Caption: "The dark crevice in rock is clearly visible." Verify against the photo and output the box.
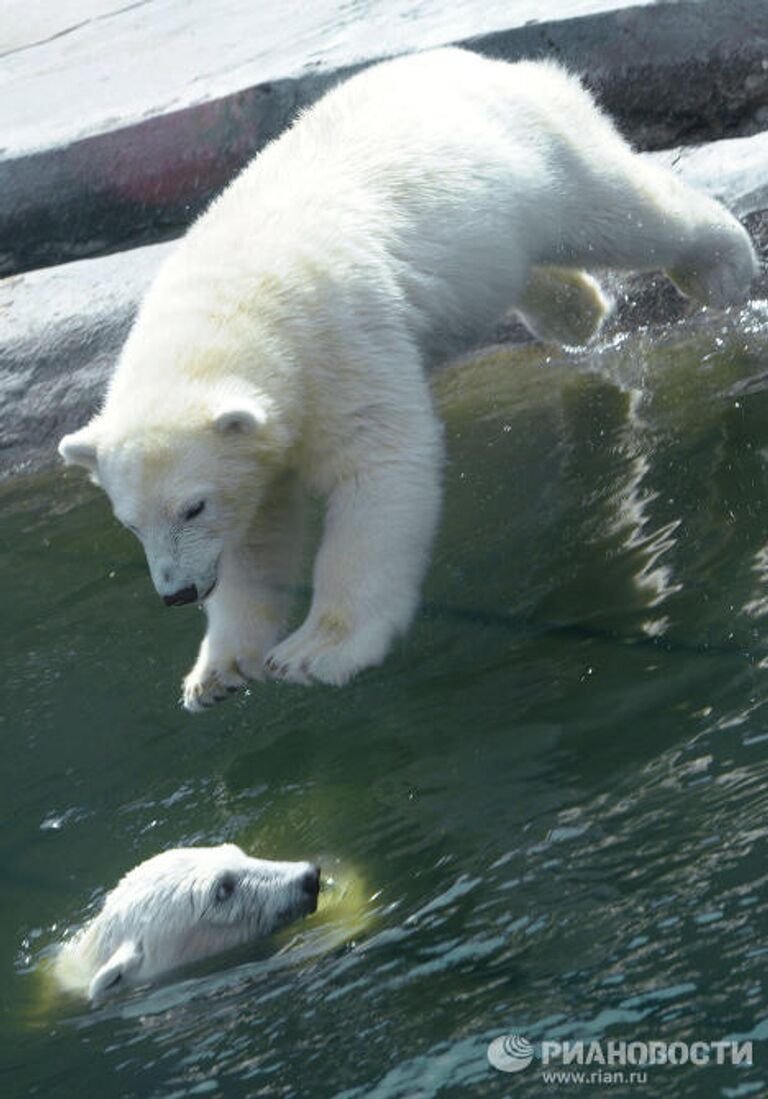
[0,1,154,62]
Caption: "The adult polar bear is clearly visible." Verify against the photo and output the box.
[60,49,757,710]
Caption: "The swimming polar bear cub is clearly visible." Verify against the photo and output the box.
[59,49,757,709]
[54,845,321,1000]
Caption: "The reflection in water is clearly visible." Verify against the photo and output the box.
[744,541,768,622]
[604,387,682,629]
[2,305,768,1096]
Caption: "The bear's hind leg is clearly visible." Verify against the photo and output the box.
[516,266,612,345]
[545,149,758,309]
[182,472,305,712]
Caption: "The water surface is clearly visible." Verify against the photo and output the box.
[3,305,768,1097]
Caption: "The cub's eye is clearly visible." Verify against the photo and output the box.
[215,874,237,903]
[183,500,206,522]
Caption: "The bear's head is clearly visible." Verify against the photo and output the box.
[59,383,290,606]
[58,844,320,1000]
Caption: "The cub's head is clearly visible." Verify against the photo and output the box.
[59,844,321,1001]
[59,385,286,606]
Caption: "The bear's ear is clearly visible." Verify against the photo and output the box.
[59,424,100,472]
[212,396,269,436]
[88,940,142,1001]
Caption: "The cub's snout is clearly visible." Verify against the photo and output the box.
[302,863,321,913]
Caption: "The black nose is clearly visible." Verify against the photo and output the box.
[302,864,321,905]
[163,585,198,606]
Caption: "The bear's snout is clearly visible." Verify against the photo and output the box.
[163,585,198,607]
[302,864,321,913]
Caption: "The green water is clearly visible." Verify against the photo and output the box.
[3,308,768,1097]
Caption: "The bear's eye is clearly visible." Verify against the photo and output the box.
[215,874,237,903]
[183,500,206,522]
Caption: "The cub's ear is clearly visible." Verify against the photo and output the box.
[88,940,142,1001]
[212,395,269,436]
[59,424,100,472]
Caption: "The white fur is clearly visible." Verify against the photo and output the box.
[54,844,319,1000]
[59,48,758,707]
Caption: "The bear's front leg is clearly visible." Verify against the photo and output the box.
[182,473,304,712]
[265,402,443,687]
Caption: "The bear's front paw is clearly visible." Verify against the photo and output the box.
[182,646,264,713]
[264,613,391,687]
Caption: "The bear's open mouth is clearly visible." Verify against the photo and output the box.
[200,578,217,601]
